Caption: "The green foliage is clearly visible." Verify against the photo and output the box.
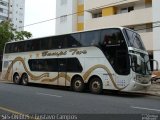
[0,20,32,53]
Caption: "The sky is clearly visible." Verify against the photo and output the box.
[24,0,56,38]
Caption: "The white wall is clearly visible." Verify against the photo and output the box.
[55,0,77,35]
[153,0,160,70]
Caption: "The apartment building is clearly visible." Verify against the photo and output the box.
[56,0,160,69]
[9,0,25,31]
[0,0,25,31]
[0,0,9,22]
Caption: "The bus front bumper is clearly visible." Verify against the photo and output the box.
[126,80,151,92]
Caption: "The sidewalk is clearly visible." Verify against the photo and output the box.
[147,83,160,96]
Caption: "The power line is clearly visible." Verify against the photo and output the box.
[21,0,127,28]
[21,0,160,33]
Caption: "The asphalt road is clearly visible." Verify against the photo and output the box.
[0,82,160,120]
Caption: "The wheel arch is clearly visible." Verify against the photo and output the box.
[21,72,28,78]
[71,74,84,85]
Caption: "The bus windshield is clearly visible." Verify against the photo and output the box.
[130,53,151,75]
[124,29,146,50]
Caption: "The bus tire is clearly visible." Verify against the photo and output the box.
[72,77,85,92]
[21,74,29,86]
[13,73,20,85]
[89,77,102,94]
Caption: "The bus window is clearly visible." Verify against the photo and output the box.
[58,58,67,72]
[17,42,25,52]
[26,39,41,51]
[26,41,32,51]
[28,59,59,72]
[101,29,123,47]
[32,40,41,51]
[67,34,81,47]
[28,58,82,72]
[47,59,58,71]
[40,37,53,50]
[51,36,63,49]
[13,43,18,52]
[81,31,100,46]
[67,58,83,72]
[124,29,145,50]
[5,43,10,53]
[100,29,129,75]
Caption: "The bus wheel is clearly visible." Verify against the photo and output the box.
[72,77,84,92]
[13,73,20,85]
[89,77,102,94]
[21,74,29,86]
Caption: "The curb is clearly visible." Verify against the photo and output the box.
[0,80,13,84]
[146,91,160,97]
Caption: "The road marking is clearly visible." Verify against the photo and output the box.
[0,106,40,120]
[37,92,62,98]
[131,106,160,112]
[0,106,24,115]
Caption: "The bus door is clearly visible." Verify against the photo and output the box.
[115,50,131,88]
[58,59,67,86]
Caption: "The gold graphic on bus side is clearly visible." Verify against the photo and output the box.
[41,73,71,83]
[42,49,87,57]
[4,57,49,80]
[83,64,129,90]
[5,57,128,90]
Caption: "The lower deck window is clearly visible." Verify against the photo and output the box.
[28,58,83,72]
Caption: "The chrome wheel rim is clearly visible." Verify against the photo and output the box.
[92,81,100,91]
[74,80,82,89]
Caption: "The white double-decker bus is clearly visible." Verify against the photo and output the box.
[1,27,153,94]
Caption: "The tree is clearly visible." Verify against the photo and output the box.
[0,20,32,53]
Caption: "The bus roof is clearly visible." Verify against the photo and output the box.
[6,26,126,44]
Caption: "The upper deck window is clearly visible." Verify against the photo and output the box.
[124,29,146,50]
[101,29,124,47]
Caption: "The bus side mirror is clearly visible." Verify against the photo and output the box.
[149,59,159,71]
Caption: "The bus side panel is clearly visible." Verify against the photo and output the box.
[84,57,115,90]
[1,54,13,82]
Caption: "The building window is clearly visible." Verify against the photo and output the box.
[92,12,102,18]
[128,6,134,12]
[60,15,67,23]
[121,6,134,13]
[0,15,7,20]
[91,9,102,18]
[60,0,67,5]
[0,8,3,12]
[0,1,8,7]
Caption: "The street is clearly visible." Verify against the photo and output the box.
[0,82,160,116]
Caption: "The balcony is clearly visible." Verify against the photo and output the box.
[85,0,139,10]
[85,8,152,30]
